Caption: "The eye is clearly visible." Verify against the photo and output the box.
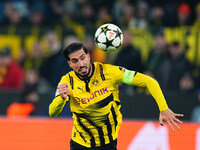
[80,55,86,60]
[71,59,78,63]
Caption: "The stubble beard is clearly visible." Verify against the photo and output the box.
[76,63,92,79]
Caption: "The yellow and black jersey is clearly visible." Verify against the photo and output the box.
[51,62,125,148]
[49,62,169,148]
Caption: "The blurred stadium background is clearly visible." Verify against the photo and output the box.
[0,0,200,149]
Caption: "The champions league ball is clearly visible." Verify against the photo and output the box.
[94,23,123,52]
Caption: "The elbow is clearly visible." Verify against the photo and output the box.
[49,105,58,118]
[49,114,57,118]
[49,110,58,118]
[49,110,55,118]
[49,97,65,118]
[151,77,160,86]
[145,75,160,88]
[150,76,157,82]
[49,111,56,118]
[147,77,162,92]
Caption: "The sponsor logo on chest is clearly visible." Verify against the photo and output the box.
[74,87,108,105]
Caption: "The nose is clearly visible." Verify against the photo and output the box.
[78,60,85,67]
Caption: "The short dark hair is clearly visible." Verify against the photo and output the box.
[62,43,88,61]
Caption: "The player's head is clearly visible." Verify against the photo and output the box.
[62,43,88,61]
[63,42,92,79]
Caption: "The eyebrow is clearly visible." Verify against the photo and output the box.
[70,53,86,61]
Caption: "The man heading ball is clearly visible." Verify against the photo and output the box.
[49,43,183,150]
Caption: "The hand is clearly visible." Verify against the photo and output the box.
[159,109,184,131]
[58,83,69,100]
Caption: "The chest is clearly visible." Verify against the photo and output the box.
[70,75,115,108]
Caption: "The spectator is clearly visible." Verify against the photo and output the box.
[24,41,44,71]
[119,1,149,29]
[24,69,40,91]
[63,34,79,48]
[4,6,23,25]
[7,89,39,117]
[150,6,165,26]
[6,68,41,117]
[0,47,24,90]
[40,33,72,89]
[114,29,142,72]
[96,7,112,28]
[131,1,149,29]
[63,0,79,17]
[112,0,129,24]
[176,3,191,26]
[179,72,195,93]
[29,1,46,26]
[154,41,191,92]
[3,2,27,34]
[119,4,136,29]
[145,32,167,77]
[13,1,29,18]
[41,31,62,57]
[48,0,64,24]
[27,1,51,39]
[78,3,96,36]
[149,6,166,33]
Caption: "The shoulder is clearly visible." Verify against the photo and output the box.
[94,62,125,77]
[62,70,75,77]
[94,62,120,71]
[59,71,74,84]
[104,63,125,73]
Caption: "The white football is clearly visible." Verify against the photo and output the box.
[94,23,123,52]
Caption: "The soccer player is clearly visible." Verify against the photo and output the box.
[49,43,183,150]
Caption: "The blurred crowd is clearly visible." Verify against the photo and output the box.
[1,0,200,118]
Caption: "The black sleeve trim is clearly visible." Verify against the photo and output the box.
[134,71,138,77]
[68,74,74,89]
[99,64,105,81]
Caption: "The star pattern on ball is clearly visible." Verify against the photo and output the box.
[102,37,114,50]
[100,25,110,35]
[94,36,100,44]
[94,24,123,52]
[115,44,122,49]
[113,28,122,39]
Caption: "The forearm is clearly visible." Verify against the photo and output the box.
[49,96,68,118]
[131,73,169,111]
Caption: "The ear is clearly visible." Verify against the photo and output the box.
[87,53,90,59]
[67,61,71,68]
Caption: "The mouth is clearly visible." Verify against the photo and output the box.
[78,66,88,74]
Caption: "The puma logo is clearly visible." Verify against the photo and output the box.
[77,87,83,91]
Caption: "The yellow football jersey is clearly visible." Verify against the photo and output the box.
[49,62,169,148]
[57,62,124,148]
